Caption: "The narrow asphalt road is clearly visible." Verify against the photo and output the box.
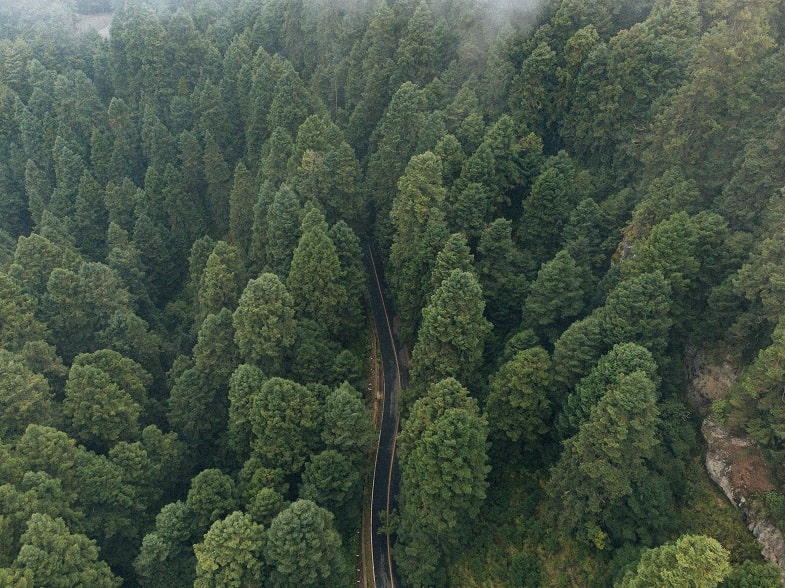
[365,245,404,588]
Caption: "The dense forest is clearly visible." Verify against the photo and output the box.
[2,0,785,585]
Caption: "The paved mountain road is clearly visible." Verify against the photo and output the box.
[365,245,404,588]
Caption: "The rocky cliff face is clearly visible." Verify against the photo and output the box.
[702,419,785,571]
[688,347,785,574]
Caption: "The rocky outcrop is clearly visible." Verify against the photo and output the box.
[702,418,785,572]
[687,346,785,575]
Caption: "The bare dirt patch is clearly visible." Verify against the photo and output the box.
[703,419,775,501]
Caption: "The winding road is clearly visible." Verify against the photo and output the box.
[365,245,404,588]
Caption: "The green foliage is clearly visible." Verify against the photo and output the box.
[265,183,302,278]
[559,342,658,438]
[134,501,194,588]
[520,151,593,268]
[0,350,54,439]
[168,309,238,464]
[524,249,588,344]
[299,449,360,517]
[186,469,238,535]
[430,232,475,291]
[227,364,266,463]
[553,271,672,389]
[721,560,782,588]
[233,273,296,375]
[617,534,730,587]
[14,513,121,588]
[321,382,374,467]
[197,240,245,322]
[228,161,257,257]
[64,362,141,451]
[250,377,321,476]
[1,1,784,584]
[286,208,350,338]
[288,114,363,226]
[397,377,490,587]
[411,269,491,387]
[194,511,267,588]
[547,370,666,549]
[723,318,785,448]
[389,150,449,341]
[485,346,553,447]
[265,499,345,588]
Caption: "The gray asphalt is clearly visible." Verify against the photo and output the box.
[365,245,404,588]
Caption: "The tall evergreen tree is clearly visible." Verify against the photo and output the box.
[411,269,491,388]
[396,377,489,587]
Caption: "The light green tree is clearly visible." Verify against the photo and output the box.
[14,513,121,588]
[194,511,267,588]
[617,534,730,587]
[265,499,345,588]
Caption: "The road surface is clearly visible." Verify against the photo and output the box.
[365,245,404,588]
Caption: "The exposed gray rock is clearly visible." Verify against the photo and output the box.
[703,418,785,575]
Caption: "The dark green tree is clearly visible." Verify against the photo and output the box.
[168,310,238,465]
[524,249,588,344]
[430,232,475,291]
[196,241,245,321]
[0,273,47,351]
[559,342,658,439]
[103,178,139,234]
[249,377,321,476]
[411,269,491,387]
[299,449,360,522]
[260,126,293,188]
[328,220,366,334]
[396,378,490,587]
[721,560,782,588]
[476,218,528,329]
[286,209,349,338]
[552,271,672,390]
[70,171,107,261]
[203,130,231,237]
[287,114,363,225]
[226,364,266,465]
[9,233,70,298]
[185,469,239,535]
[484,347,553,450]
[63,362,142,452]
[519,150,593,270]
[0,350,55,440]
[391,0,449,88]
[43,261,133,360]
[266,183,302,278]
[547,370,666,550]
[321,382,374,468]
[389,150,450,341]
[233,273,296,375]
[134,501,194,588]
[228,161,257,257]
[366,81,427,245]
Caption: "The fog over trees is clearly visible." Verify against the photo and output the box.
[1,0,785,585]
